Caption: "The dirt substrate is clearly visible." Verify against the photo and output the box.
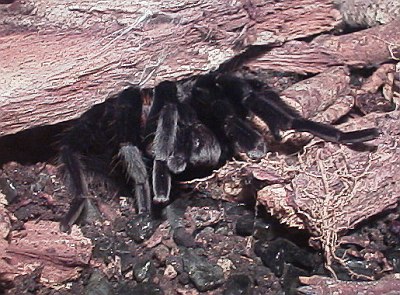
[1,158,400,295]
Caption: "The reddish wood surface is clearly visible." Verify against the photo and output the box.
[247,20,400,74]
[1,1,398,137]
[0,0,340,136]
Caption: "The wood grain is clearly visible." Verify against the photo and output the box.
[0,0,340,136]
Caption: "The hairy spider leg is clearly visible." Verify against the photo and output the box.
[59,146,89,232]
[216,75,379,144]
[114,87,151,214]
[252,92,379,144]
[187,122,222,166]
[214,98,267,159]
[174,102,222,169]
[59,87,149,231]
[192,74,267,159]
[149,81,179,203]
[290,120,379,143]
[59,103,109,232]
[167,103,192,173]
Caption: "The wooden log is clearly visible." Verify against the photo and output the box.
[0,0,340,136]
[246,20,400,74]
[336,0,400,28]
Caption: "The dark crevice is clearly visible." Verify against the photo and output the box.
[0,121,72,166]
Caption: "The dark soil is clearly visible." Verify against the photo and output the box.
[0,160,326,295]
[1,155,400,294]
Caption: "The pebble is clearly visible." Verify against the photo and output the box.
[85,270,113,295]
[126,214,160,243]
[173,227,196,248]
[130,283,164,295]
[165,256,183,273]
[182,249,224,292]
[254,238,315,277]
[153,244,170,265]
[235,213,255,236]
[223,274,252,295]
[0,178,17,203]
[217,258,235,273]
[133,259,155,282]
[252,218,278,241]
[164,265,178,280]
[0,207,11,239]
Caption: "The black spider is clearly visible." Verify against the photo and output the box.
[58,73,379,232]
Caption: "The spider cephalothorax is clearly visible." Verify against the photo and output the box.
[58,72,379,232]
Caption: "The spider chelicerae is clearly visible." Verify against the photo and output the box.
[58,72,379,232]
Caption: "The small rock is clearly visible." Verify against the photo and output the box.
[0,178,17,203]
[173,227,196,248]
[130,283,164,295]
[133,260,155,282]
[191,207,222,228]
[182,249,224,292]
[235,214,255,236]
[252,218,277,241]
[164,264,178,280]
[223,274,252,295]
[165,256,184,273]
[153,244,170,265]
[178,272,190,285]
[214,224,230,235]
[0,207,11,239]
[196,226,214,239]
[126,214,160,243]
[254,238,315,277]
[217,258,235,273]
[85,270,113,295]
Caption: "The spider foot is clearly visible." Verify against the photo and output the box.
[152,160,171,204]
[118,144,152,214]
[60,197,100,233]
[292,119,379,144]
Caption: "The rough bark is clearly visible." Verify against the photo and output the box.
[1,219,92,285]
[299,275,400,294]
[335,0,400,28]
[247,20,400,74]
[0,0,340,136]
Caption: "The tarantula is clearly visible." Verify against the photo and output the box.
[58,73,379,232]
